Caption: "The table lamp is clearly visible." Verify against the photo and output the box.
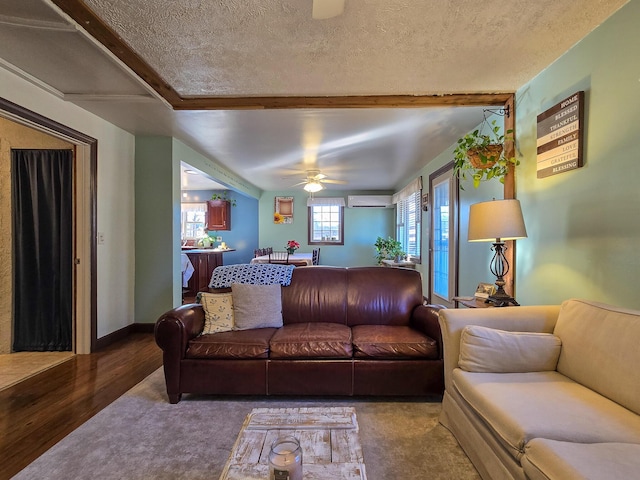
[468,199,527,307]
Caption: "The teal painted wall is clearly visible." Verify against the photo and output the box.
[515,0,640,308]
[182,189,259,264]
[135,136,180,324]
[258,190,395,267]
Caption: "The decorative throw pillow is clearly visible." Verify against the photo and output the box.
[231,283,283,330]
[200,292,235,334]
[459,325,562,373]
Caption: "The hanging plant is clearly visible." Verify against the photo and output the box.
[453,119,519,189]
[210,191,236,206]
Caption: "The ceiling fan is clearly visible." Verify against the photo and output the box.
[292,169,347,192]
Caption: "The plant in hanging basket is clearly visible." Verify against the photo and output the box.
[453,119,519,189]
[467,144,503,169]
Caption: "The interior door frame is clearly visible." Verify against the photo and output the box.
[428,161,460,308]
[0,96,97,353]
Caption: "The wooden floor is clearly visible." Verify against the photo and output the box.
[0,332,163,480]
[0,351,75,391]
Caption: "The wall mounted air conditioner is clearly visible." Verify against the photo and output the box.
[347,195,393,208]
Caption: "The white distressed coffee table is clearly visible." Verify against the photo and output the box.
[219,407,367,480]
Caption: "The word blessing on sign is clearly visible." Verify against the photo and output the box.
[536,91,584,178]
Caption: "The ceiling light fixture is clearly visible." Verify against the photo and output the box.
[184,169,198,174]
[304,181,324,193]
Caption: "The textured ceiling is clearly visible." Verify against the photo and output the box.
[0,0,629,192]
[82,0,627,97]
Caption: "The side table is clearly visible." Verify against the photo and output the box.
[453,297,494,309]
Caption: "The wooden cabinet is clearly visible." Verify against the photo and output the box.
[206,200,231,231]
[184,251,223,296]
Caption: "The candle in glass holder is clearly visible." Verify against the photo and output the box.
[268,436,303,480]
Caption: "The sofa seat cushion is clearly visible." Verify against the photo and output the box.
[269,322,353,359]
[352,325,438,358]
[452,369,640,461]
[522,439,640,480]
[186,328,278,359]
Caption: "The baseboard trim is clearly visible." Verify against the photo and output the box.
[95,323,155,350]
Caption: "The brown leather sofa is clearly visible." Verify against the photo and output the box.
[155,266,444,403]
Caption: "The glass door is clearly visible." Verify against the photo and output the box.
[429,167,458,307]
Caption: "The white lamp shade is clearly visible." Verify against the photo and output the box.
[468,199,527,242]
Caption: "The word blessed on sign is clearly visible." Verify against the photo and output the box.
[536,91,584,178]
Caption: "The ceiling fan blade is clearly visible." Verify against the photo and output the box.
[291,181,308,186]
[321,179,348,185]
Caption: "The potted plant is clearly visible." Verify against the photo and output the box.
[453,119,519,189]
[374,236,406,264]
[210,191,236,206]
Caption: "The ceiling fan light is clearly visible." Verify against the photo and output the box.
[304,181,324,192]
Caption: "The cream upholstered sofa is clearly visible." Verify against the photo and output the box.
[438,299,640,480]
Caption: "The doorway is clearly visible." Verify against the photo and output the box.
[12,149,73,351]
[428,164,459,308]
[0,97,97,357]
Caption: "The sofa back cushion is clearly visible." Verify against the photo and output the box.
[459,325,561,373]
[346,267,422,327]
[282,267,348,325]
[281,266,423,327]
[554,299,640,415]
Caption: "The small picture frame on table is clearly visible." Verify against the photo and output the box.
[474,282,496,299]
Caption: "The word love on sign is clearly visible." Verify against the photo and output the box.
[536,91,584,178]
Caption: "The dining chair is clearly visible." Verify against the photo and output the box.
[312,247,320,265]
[268,251,289,264]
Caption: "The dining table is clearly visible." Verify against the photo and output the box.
[250,253,313,266]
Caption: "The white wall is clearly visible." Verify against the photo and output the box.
[0,67,136,338]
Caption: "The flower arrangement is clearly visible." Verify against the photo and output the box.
[274,212,284,224]
[286,240,300,254]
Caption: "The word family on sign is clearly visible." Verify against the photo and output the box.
[536,91,584,179]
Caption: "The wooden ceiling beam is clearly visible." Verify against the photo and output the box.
[172,94,513,110]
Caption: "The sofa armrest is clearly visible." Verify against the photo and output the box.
[154,303,204,402]
[438,305,561,392]
[155,303,204,353]
[411,304,447,360]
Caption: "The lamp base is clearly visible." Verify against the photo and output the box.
[486,292,520,307]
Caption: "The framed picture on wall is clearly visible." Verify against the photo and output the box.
[274,196,293,224]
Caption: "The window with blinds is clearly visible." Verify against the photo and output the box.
[394,178,422,262]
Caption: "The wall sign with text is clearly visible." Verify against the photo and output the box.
[536,91,584,178]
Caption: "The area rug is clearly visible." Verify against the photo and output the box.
[220,407,366,480]
[13,368,480,480]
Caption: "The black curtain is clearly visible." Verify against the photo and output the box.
[12,149,73,351]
